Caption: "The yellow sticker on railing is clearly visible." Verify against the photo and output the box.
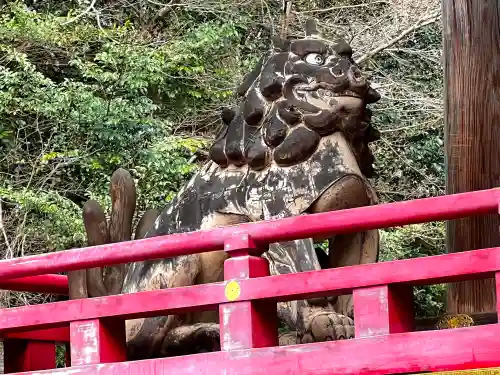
[225,280,241,301]
[417,368,500,375]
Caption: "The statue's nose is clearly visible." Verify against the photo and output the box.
[366,87,381,103]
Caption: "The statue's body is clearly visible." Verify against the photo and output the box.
[73,19,382,359]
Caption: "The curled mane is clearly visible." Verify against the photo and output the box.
[209,19,381,177]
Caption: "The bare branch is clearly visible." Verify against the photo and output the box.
[0,201,12,259]
[295,1,388,14]
[62,0,98,25]
[355,9,441,65]
[281,1,293,38]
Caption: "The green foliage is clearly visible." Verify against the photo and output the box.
[380,223,446,317]
[132,137,209,210]
[0,1,257,255]
[370,22,445,202]
[56,345,66,368]
[0,186,85,251]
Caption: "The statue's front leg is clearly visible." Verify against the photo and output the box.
[265,240,354,344]
[300,304,354,342]
[277,304,355,345]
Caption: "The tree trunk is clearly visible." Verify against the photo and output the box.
[442,0,500,314]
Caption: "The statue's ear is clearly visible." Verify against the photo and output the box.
[221,107,236,125]
[236,55,264,96]
[305,18,322,38]
[271,35,290,52]
[333,37,353,57]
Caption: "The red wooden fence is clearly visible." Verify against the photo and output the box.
[1,188,500,374]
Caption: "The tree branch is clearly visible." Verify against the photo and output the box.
[0,201,12,259]
[295,1,388,14]
[62,0,97,25]
[355,9,441,65]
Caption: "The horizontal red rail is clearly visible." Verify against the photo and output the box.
[1,246,499,333]
[13,325,500,375]
[4,327,70,342]
[0,188,497,281]
[1,188,500,374]
[0,274,68,295]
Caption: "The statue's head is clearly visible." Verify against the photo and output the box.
[209,19,381,177]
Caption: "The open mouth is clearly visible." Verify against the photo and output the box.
[294,83,364,110]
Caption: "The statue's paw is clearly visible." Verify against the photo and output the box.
[301,305,354,343]
[279,330,300,346]
[161,323,220,357]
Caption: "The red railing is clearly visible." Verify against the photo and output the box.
[1,188,500,374]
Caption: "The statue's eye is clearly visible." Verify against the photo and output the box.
[304,53,324,65]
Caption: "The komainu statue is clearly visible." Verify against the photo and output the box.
[69,18,382,360]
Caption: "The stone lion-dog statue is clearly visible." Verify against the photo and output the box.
[68,18,382,359]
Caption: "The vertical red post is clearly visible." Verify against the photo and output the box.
[3,339,56,373]
[65,342,71,367]
[353,284,414,338]
[220,234,278,351]
[496,202,500,323]
[69,318,127,366]
[495,272,500,323]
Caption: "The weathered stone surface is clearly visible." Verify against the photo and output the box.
[75,18,382,361]
[208,18,379,172]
